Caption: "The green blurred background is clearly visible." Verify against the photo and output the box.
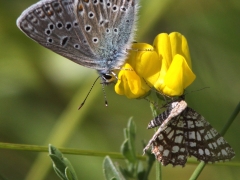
[0,0,239,179]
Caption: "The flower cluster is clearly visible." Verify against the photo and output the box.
[115,32,196,99]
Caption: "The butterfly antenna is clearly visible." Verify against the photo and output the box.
[101,83,108,107]
[78,76,101,110]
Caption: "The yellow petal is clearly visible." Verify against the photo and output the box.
[127,43,154,68]
[153,33,172,69]
[159,54,196,96]
[115,63,150,99]
[169,32,192,68]
[126,43,161,86]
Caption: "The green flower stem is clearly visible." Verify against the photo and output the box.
[189,162,205,180]
[189,102,240,180]
[156,160,162,180]
[0,142,145,160]
[220,102,240,136]
[149,97,162,180]
[143,148,156,180]
[0,142,240,166]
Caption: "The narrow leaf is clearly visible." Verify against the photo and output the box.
[103,156,126,180]
[49,145,78,180]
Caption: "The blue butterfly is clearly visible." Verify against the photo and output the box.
[17,0,139,83]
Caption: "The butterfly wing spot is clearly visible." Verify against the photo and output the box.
[48,23,55,30]
[73,20,78,27]
[144,100,235,166]
[112,5,119,12]
[45,29,52,36]
[56,21,63,29]
[27,14,39,25]
[120,6,127,12]
[47,37,53,44]
[35,8,47,20]
[52,2,63,13]
[65,22,72,31]
[107,2,111,8]
[78,4,84,12]
[88,11,95,19]
[43,4,54,16]
[92,37,99,43]
[60,36,69,47]
[83,0,90,4]
[74,44,80,49]
[85,25,92,32]
[113,28,118,33]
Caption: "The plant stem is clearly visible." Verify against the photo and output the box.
[0,142,145,160]
[220,102,240,136]
[156,160,162,180]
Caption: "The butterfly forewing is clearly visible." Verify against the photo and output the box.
[17,0,138,74]
[146,100,235,166]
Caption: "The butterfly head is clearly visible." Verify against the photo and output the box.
[100,73,115,84]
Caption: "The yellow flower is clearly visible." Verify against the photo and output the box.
[115,43,160,98]
[115,63,150,99]
[152,33,196,96]
[115,32,196,98]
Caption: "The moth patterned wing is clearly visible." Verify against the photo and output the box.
[183,107,235,163]
[151,115,189,166]
[148,101,235,166]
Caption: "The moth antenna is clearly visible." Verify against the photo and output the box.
[78,76,101,110]
[184,87,210,97]
[142,78,172,103]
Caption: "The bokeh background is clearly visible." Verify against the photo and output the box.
[0,0,239,179]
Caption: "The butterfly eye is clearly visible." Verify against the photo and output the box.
[102,74,113,80]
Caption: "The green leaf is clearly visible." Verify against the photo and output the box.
[52,163,66,180]
[49,154,67,179]
[121,139,133,162]
[103,156,126,180]
[49,144,78,180]
[65,167,76,180]
[121,118,137,163]
[136,161,146,180]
